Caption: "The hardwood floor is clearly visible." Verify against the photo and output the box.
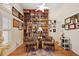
[9,42,78,56]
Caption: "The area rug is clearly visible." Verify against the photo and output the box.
[27,49,53,56]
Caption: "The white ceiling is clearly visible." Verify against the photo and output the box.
[20,3,43,9]
[20,3,66,20]
[20,3,65,10]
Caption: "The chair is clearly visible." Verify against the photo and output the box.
[25,37,38,52]
[42,36,55,51]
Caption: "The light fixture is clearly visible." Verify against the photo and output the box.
[36,3,48,12]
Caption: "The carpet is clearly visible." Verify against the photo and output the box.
[27,48,53,56]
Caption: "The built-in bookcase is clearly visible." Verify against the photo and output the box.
[23,9,49,40]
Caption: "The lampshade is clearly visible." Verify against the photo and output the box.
[37,27,43,32]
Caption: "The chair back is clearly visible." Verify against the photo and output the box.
[45,36,52,41]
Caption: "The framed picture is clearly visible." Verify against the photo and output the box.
[12,7,19,18]
[53,29,56,32]
[76,23,79,29]
[22,23,24,27]
[70,16,75,24]
[13,19,19,28]
[65,18,70,24]
[50,30,52,32]
[74,14,78,23]
[62,24,65,28]
[18,12,24,21]
[65,24,69,30]
[54,20,56,23]
[70,15,78,24]
[68,24,76,29]
[18,22,22,30]
[77,13,79,22]
[18,22,24,30]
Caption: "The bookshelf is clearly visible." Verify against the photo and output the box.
[60,36,71,50]
[23,9,49,40]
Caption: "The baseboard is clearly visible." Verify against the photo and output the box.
[5,42,23,56]
[71,49,79,56]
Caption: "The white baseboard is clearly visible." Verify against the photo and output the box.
[4,42,23,56]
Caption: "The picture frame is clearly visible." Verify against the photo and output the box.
[53,29,56,32]
[70,15,78,24]
[65,18,70,24]
[12,7,19,18]
[68,23,76,29]
[70,16,75,24]
[13,19,19,28]
[18,22,24,30]
[50,30,52,32]
[76,23,79,29]
[18,22,22,30]
[18,12,24,21]
[77,13,79,22]
[54,20,56,23]
[74,14,78,23]
[62,24,65,28]
[65,24,69,30]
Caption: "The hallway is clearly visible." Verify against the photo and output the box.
[0,3,79,56]
[9,42,78,56]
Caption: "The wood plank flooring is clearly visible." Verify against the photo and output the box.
[9,42,78,56]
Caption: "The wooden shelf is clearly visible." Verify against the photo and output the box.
[24,9,49,38]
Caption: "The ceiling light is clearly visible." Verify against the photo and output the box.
[36,3,48,12]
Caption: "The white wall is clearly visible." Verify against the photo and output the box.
[49,3,79,55]
[48,3,65,40]
[0,3,24,55]
[11,3,23,15]
[8,4,24,55]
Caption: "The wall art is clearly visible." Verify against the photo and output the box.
[65,24,69,30]
[13,19,19,28]
[12,7,19,18]
[68,24,76,29]
[65,18,70,24]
